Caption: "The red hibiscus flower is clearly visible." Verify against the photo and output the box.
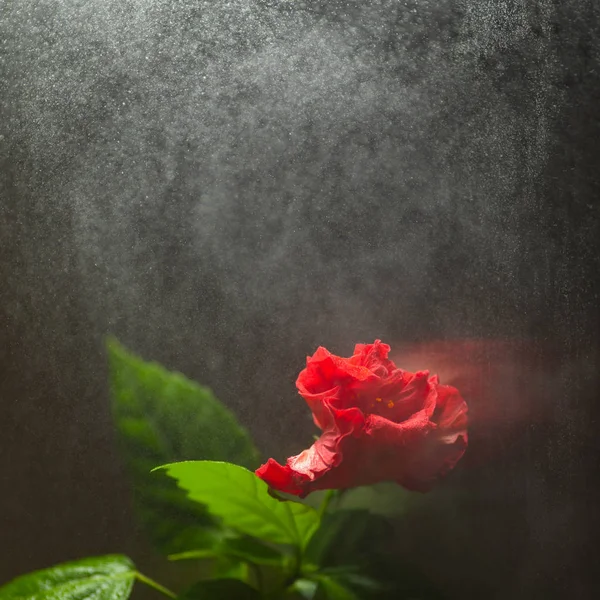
[256,340,468,497]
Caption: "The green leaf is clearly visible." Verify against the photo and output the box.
[208,558,251,583]
[159,461,319,548]
[339,483,412,517]
[304,509,378,569]
[286,579,318,599]
[0,555,135,600]
[307,509,447,600]
[219,535,287,566]
[319,571,385,594]
[313,575,360,600]
[169,533,285,567]
[178,579,260,600]
[107,337,260,554]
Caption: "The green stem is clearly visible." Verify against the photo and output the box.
[248,561,264,595]
[135,572,177,599]
[318,489,336,519]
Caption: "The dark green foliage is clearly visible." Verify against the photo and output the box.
[107,338,260,554]
[178,578,260,600]
[305,510,447,600]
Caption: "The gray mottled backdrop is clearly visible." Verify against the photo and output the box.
[1,1,599,598]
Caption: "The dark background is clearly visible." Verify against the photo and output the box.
[1,1,599,598]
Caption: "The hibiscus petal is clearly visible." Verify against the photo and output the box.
[434,384,469,432]
[296,384,343,430]
[296,347,377,424]
[351,340,395,376]
[255,458,306,497]
[255,404,365,497]
[399,431,468,492]
[363,408,467,492]
[366,410,434,442]
[260,341,469,497]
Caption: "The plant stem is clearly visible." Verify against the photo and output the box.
[318,489,336,519]
[135,572,177,599]
[248,561,264,595]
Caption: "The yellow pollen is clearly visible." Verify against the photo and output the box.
[387,401,395,408]
[375,397,382,402]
